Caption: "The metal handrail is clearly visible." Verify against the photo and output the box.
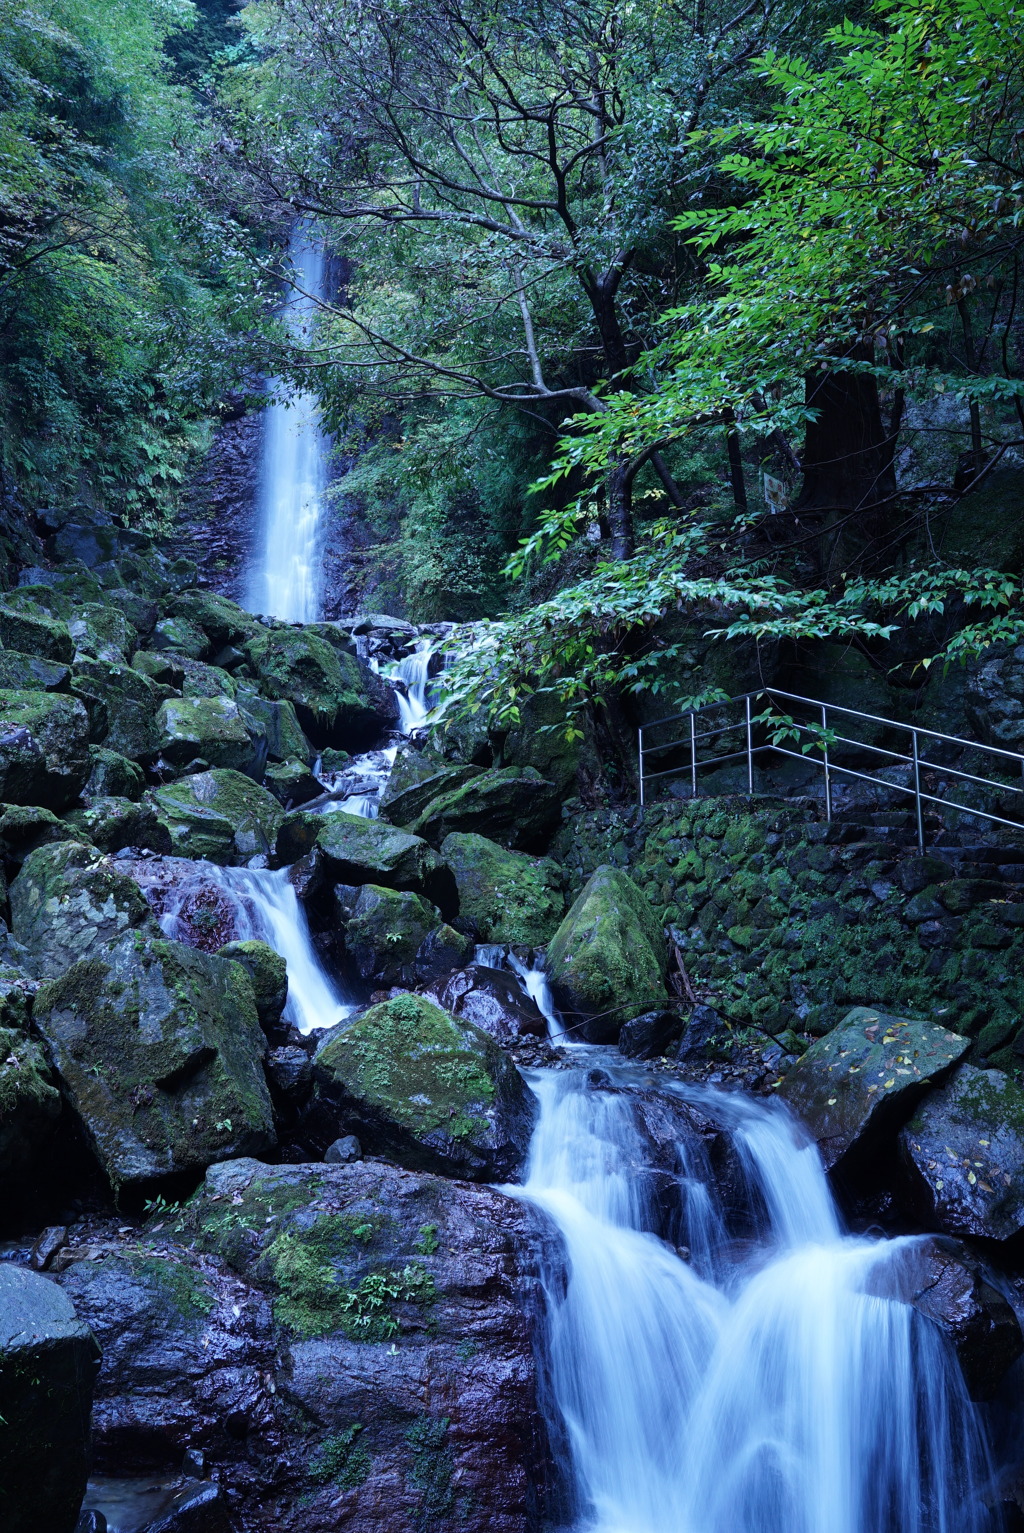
[637,686,1024,849]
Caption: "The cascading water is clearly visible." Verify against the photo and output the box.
[248,228,330,623]
[391,642,433,733]
[518,1068,995,1533]
[158,863,353,1034]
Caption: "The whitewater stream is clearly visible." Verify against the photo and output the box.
[517,1065,995,1533]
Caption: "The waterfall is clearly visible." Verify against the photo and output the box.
[158,863,354,1035]
[391,642,433,733]
[518,1070,994,1533]
[248,229,330,623]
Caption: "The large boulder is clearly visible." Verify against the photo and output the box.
[778,1006,971,1174]
[0,1265,100,1533]
[499,686,594,795]
[408,766,558,850]
[0,970,61,1181]
[0,596,73,660]
[379,746,481,826]
[63,795,171,856]
[438,965,548,1043]
[547,865,667,1043]
[899,1065,1024,1241]
[341,884,442,989]
[278,811,456,913]
[156,696,267,778]
[167,589,258,652]
[85,745,145,801]
[216,939,288,1034]
[440,832,565,944]
[0,649,70,693]
[310,993,532,1180]
[147,770,285,866]
[68,602,135,664]
[235,689,312,765]
[0,689,91,808]
[32,936,276,1188]
[64,1157,551,1533]
[10,839,156,978]
[244,628,396,748]
[70,659,169,761]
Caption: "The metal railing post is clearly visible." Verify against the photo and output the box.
[745,694,754,793]
[690,711,697,799]
[821,704,832,822]
[912,730,924,850]
[638,725,645,807]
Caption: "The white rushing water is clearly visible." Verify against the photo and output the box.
[159,864,353,1034]
[519,1070,994,1533]
[391,642,433,733]
[248,230,330,623]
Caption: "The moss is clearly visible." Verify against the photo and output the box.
[405,1415,455,1527]
[309,1425,372,1489]
[131,1255,215,1322]
[268,1229,436,1341]
[439,831,564,945]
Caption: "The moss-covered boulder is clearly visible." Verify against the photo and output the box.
[68,602,135,664]
[216,939,288,1033]
[499,686,594,795]
[168,589,258,651]
[10,840,156,977]
[0,1265,100,1533]
[408,766,558,850]
[156,695,267,778]
[440,832,564,945]
[310,993,531,1180]
[33,935,275,1188]
[899,1065,1024,1241]
[547,865,667,1042]
[278,810,456,914]
[379,746,481,826]
[147,769,285,866]
[151,615,207,659]
[0,970,62,1181]
[0,689,91,808]
[244,627,396,747]
[85,746,145,801]
[0,598,73,661]
[63,796,171,856]
[264,760,323,809]
[0,650,70,693]
[778,1006,971,1174]
[342,884,442,988]
[70,658,169,760]
[173,657,237,699]
[0,804,81,870]
[235,689,312,764]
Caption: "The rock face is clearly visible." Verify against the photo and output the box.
[58,1157,553,1533]
[899,1065,1024,1241]
[547,865,668,1043]
[279,811,456,913]
[148,770,285,865]
[32,937,276,1188]
[0,689,91,807]
[778,1006,971,1174]
[310,993,533,1180]
[380,748,481,827]
[10,839,157,979]
[438,966,549,1043]
[217,940,289,1034]
[440,833,565,945]
[409,767,558,850]
[0,1264,101,1533]
[966,645,1024,750]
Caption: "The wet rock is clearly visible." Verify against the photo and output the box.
[30,1224,69,1271]
[878,1237,1024,1399]
[0,596,73,660]
[168,590,258,653]
[264,760,323,808]
[0,688,91,808]
[438,965,548,1044]
[151,616,208,659]
[309,992,532,1180]
[86,747,146,802]
[70,659,169,761]
[156,696,267,779]
[547,865,668,1043]
[216,940,288,1034]
[440,832,565,945]
[64,797,172,856]
[899,1065,1024,1241]
[408,766,559,851]
[147,770,285,866]
[342,884,442,988]
[243,628,395,748]
[324,1133,361,1162]
[379,747,482,827]
[675,1004,731,1064]
[11,840,157,978]
[0,994,62,1180]
[279,811,456,914]
[32,935,276,1188]
[777,1006,970,1174]
[0,649,70,692]
[51,519,151,568]
[268,1046,313,1101]
[234,691,312,765]
[0,1264,101,1533]
[414,924,473,987]
[966,646,1024,751]
[618,1009,684,1060]
[0,802,81,869]
[69,603,136,664]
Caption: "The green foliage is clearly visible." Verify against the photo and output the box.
[267,1222,437,1341]
[308,1424,373,1489]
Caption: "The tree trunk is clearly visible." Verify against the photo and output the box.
[606,460,634,559]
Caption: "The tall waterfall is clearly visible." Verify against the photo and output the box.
[248,229,330,623]
[519,1069,993,1533]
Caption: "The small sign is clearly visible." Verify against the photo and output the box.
[762,473,789,514]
